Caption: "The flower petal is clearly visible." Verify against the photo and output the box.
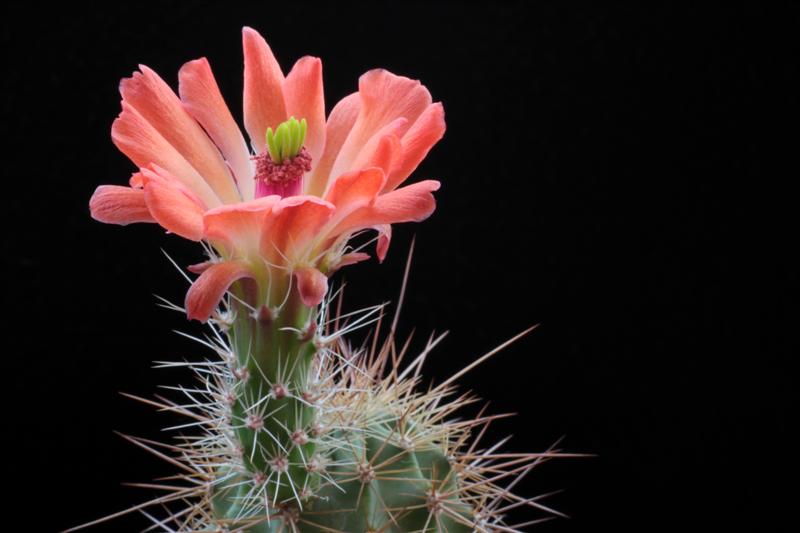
[294,266,328,307]
[203,195,281,253]
[324,167,386,220]
[89,185,155,225]
[243,27,287,153]
[261,196,335,263]
[363,133,402,176]
[331,180,441,238]
[331,69,432,179]
[141,167,206,241]
[112,102,220,208]
[179,57,253,199]
[120,65,239,203]
[342,118,406,180]
[385,102,446,192]
[306,92,360,197]
[185,260,254,322]
[283,56,326,163]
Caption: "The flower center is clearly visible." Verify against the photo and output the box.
[253,116,312,198]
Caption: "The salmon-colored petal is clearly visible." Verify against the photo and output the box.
[331,179,441,238]
[332,69,432,179]
[340,118,407,181]
[242,27,287,153]
[120,66,239,203]
[185,260,254,322]
[324,167,386,206]
[141,167,206,241]
[385,102,446,192]
[89,185,155,225]
[203,195,281,253]
[324,167,386,220]
[361,133,402,176]
[284,56,325,163]
[306,92,360,197]
[294,266,328,307]
[112,103,220,208]
[179,58,253,199]
[261,196,335,262]
[355,69,432,137]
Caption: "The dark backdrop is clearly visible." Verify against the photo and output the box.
[3,2,794,531]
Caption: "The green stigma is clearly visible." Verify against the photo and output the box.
[265,116,308,164]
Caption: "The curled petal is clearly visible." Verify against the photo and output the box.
[332,179,441,238]
[294,266,328,307]
[243,27,287,152]
[332,69,432,177]
[179,58,253,199]
[89,185,155,225]
[185,260,254,322]
[284,56,326,163]
[326,180,439,262]
[141,167,205,241]
[386,102,446,192]
[370,180,441,222]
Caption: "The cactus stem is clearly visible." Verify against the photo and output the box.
[72,269,583,532]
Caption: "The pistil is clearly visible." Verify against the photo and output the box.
[253,117,312,198]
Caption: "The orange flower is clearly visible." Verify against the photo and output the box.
[90,27,445,321]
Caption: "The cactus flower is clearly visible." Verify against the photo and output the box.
[90,27,445,321]
[75,26,579,533]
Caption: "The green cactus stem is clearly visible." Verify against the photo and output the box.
[223,280,320,507]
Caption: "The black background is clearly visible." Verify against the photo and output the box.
[2,2,795,531]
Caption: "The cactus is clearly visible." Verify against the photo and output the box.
[78,26,583,532]
[92,275,572,533]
